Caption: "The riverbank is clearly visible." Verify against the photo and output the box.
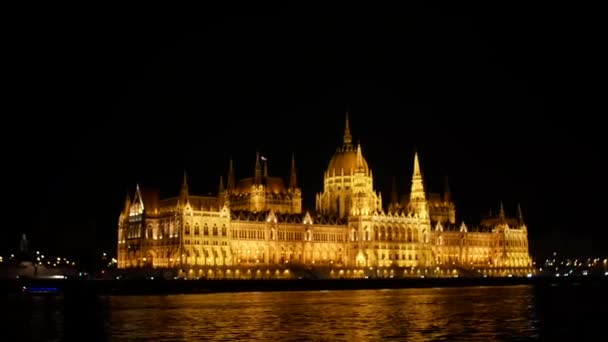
[2,275,606,295]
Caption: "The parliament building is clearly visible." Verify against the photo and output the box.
[117,115,533,279]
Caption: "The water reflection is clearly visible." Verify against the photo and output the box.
[5,284,606,341]
[103,286,538,341]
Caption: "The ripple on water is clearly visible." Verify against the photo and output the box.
[7,284,608,341]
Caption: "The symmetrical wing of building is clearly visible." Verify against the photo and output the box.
[117,115,533,278]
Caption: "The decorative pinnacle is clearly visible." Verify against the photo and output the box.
[227,157,235,191]
[343,112,352,146]
[289,153,297,189]
[413,152,422,180]
[254,150,262,183]
[180,171,189,203]
[181,171,189,193]
[517,203,524,222]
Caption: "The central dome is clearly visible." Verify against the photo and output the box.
[325,113,371,176]
[327,146,369,175]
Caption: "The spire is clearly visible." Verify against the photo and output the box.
[218,175,225,194]
[356,143,364,171]
[343,112,352,146]
[254,150,262,184]
[289,153,297,189]
[181,171,189,195]
[499,201,505,220]
[390,176,398,205]
[227,157,235,192]
[408,151,427,218]
[410,151,425,198]
[413,151,422,180]
[180,171,190,206]
[131,183,144,214]
[517,203,524,223]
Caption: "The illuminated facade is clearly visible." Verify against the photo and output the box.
[117,115,533,278]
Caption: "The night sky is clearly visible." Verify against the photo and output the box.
[5,5,606,263]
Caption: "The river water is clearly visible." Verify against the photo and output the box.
[4,284,606,341]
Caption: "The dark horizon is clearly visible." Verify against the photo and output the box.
[4,6,606,263]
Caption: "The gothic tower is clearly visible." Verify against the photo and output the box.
[407,152,429,219]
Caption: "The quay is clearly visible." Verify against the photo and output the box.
[2,275,606,296]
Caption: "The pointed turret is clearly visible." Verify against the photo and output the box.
[179,171,190,206]
[181,171,188,194]
[517,203,524,223]
[130,183,144,215]
[343,112,352,147]
[413,151,422,180]
[408,151,428,218]
[226,157,235,193]
[356,143,365,172]
[289,153,297,190]
[410,151,426,201]
[499,201,505,219]
[254,150,262,184]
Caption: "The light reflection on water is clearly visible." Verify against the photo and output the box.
[5,284,606,341]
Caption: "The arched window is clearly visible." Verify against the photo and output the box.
[204,224,209,236]
[213,225,218,236]
[194,224,200,236]
[185,224,191,235]
[221,225,227,237]
[365,230,369,241]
